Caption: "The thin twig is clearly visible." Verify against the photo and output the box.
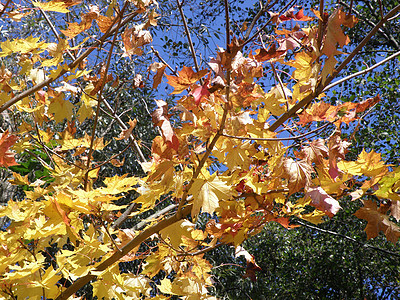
[151,46,178,76]
[88,139,133,171]
[176,0,202,80]
[100,217,121,253]
[0,0,11,18]
[323,50,400,92]
[224,0,230,49]
[39,7,76,61]
[294,219,400,258]
[25,149,53,170]
[243,0,279,41]
[241,0,296,47]
[377,0,384,20]
[223,121,332,142]
[84,5,127,190]
[178,243,224,257]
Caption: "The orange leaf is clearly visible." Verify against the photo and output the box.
[0,130,19,167]
[165,66,208,94]
[355,199,400,244]
[322,9,358,57]
[253,44,285,62]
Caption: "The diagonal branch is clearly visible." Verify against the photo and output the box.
[176,0,202,79]
[267,4,400,133]
[55,204,193,300]
[0,4,142,114]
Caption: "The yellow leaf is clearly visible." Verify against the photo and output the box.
[0,36,50,57]
[160,220,195,248]
[48,94,74,123]
[33,1,71,13]
[337,149,388,177]
[190,174,233,217]
[158,278,176,295]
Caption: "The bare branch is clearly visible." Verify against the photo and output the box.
[294,219,400,258]
[323,50,400,92]
[177,0,202,79]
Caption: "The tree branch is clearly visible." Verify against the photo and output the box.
[56,204,193,300]
[267,4,400,133]
[0,4,141,114]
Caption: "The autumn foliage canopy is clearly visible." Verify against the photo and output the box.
[0,0,399,299]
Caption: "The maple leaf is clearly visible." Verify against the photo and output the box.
[61,8,99,38]
[235,246,262,282]
[190,79,210,105]
[322,9,358,57]
[189,174,232,217]
[33,1,72,13]
[165,66,208,94]
[151,100,179,151]
[355,199,400,244]
[48,93,75,123]
[283,158,313,194]
[96,15,114,33]
[160,220,195,248]
[149,62,167,89]
[296,139,328,165]
[115,118,137,140]
[0,130,19,167]
[306,187,341,217]
[122,25,152,57]
[338,149,388,177]
[279,8,313,22]
[253,44,285,62]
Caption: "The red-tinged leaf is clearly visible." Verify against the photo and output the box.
[273,217,300,229]
[279,7,313,22]
[151,100,179,151]
[0,130,19,167]
[294,8,314,21]
[306,187,341,217]
[165,66,208,94]
[296,139,328,165]
[190,79,210,105]
[235,246,262,282]
[355,199,400,244]
[253,44,285,62]
[54,201,70,226]
[298,101,338,125]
